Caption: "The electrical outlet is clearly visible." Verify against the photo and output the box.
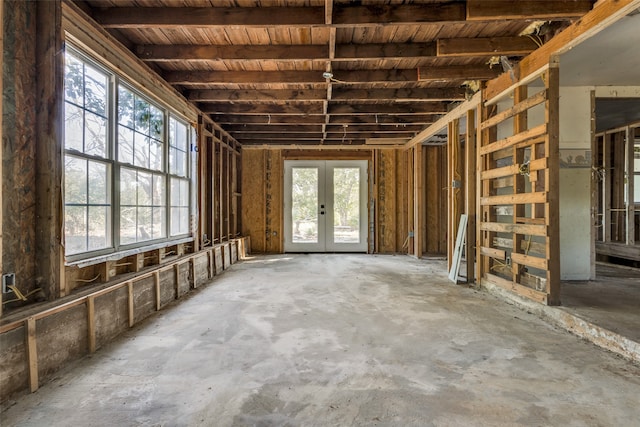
[2,273,16,294]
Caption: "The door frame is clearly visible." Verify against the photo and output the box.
[283,160,368,253]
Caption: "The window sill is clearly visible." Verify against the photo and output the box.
[66,237,194,269]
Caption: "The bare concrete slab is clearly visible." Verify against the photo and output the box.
[2,254,639,426]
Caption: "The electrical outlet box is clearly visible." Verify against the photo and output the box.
[2,273,15,294]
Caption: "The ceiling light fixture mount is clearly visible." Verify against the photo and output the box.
[322,71,333,79]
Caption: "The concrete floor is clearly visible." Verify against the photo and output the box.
[561,263,640,342]
[2,254,640,426]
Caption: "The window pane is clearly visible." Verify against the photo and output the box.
[152,174,165,206]
[137,207,153,241]
[138,171,152,206]
[65,205,87,255]
[152,207,166,239]
[120,168,137,206]
[65,156,87,204]
[171,177,181,207]
[149,140,163,171]
[118,125,134,165]
[84,111,107,158]
[180,179,189,206]
[120,206,136,245]
[88,206,109,250]
[64,54,83,105]
[84,63,107,116]
[171,207,189,236]
[118,86,134,128]
[150,105,164,141]
[333,168,360,244]
[88,161,108,204]
[135,98,150,134]
[134,133,150,169]
[292,168,318,243]
[65,103,83,152]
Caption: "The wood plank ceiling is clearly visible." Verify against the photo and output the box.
[79,0,594,146]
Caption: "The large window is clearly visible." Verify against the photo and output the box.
[63,48,193,260]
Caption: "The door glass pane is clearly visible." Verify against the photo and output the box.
[333,167,360,243]
[292,168,318,243]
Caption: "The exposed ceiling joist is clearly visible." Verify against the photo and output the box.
[466,0,593,21]
[437,37,540,57]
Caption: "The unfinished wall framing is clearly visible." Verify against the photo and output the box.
[478,66,561,305]
[0,238,249,399]
[594,121,640,261]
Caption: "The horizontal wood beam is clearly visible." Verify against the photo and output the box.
[225,125,324,133]
[333,3,466,25]
[329,114,437,125]
[242,139,367,145]
[329,102,448,115]
[335,43,436,60]
[226,124,422,133]
[234,131,414,140]
[418,65,501,81]
[212,115,326,124]
[332,87,466,101]
[95,7,325,28]
[200,103,324,115]
[166,69,418,85]
[211,113,437,125]
[137,44,327,61]
[466,0,592,21]
[189,89,327,102]
[437,37,539,57]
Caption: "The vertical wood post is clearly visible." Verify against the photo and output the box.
[546,64,561,305]
[127,282,134,327]
[87,296,96,353]
[465,109,477,283]
[154,271,161,311]
[0,0,4,317]
[35,0,64,300]
[26,317,39,392]
[413,145,423,258]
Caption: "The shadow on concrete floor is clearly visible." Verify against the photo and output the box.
[561,263,640,343]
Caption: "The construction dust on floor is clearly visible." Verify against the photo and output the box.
[2,254,639,426]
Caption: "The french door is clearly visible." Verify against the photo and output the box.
[284,160,368,252]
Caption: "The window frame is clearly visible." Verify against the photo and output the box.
[63,45,195,264]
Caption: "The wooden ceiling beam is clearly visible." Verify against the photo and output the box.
[325,124,425,132]
[136,44,328,62]
[437,37,539,57]
[211,114,438,125]
[233,131,415,140]
[329,114,438,125]
[165,69,418,85]
[417,65,501,81]
[225,125,324,133]
[328,102,449,115]
[188,89,327,102]
[94,7,325,28]
[332,87,466,101]
[466,0,592,21]
[211,115,327,124]
[200,103,324,115]
[334,43,436,60]
[333,3,466,25]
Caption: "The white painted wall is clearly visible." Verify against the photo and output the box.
[558,87,593,280]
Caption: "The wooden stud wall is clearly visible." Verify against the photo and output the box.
[478,66,560,305]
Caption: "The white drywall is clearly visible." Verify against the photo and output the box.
[559,87,593,280]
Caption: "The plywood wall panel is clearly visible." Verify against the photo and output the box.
[2,1,38,301]
[241,150,266,253]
